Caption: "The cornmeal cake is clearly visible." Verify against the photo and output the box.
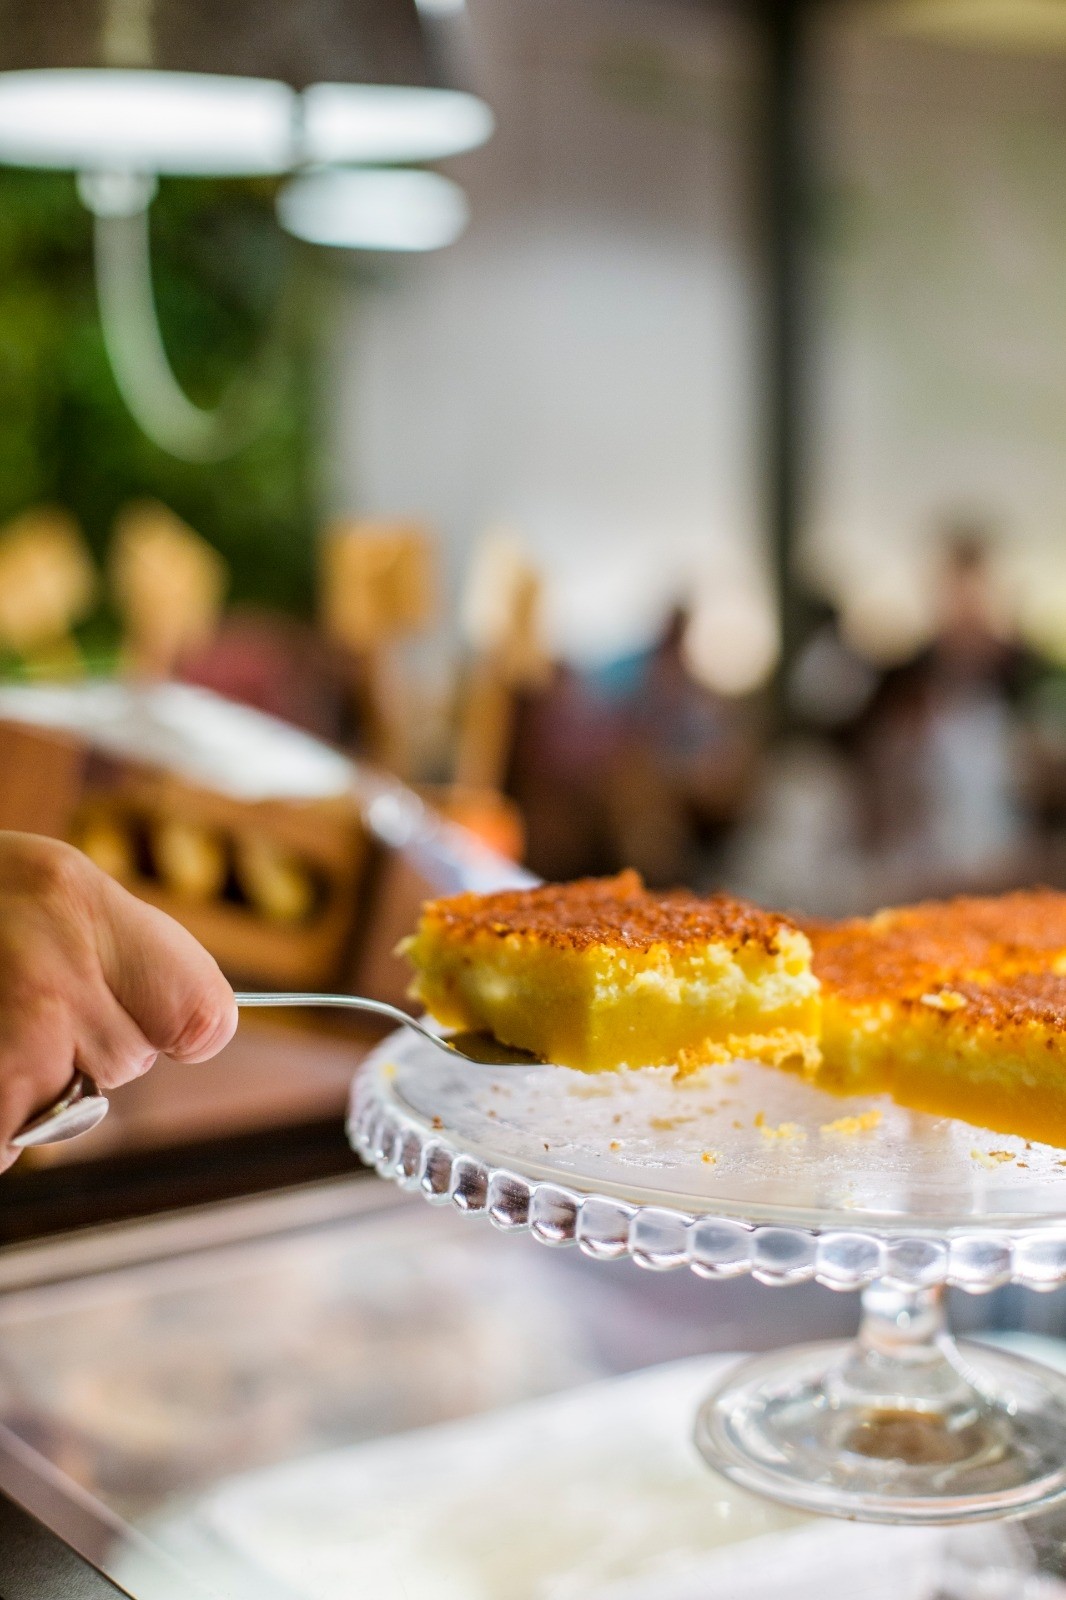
[405,874,1066,1144]
[809,890,1066,1144]
[402,870,820,1073]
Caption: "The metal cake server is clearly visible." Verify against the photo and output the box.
[234,992,540,1067]
[9,992,536,1153]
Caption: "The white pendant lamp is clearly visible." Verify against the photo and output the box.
[0,0,492,459]
[277,166,468,251]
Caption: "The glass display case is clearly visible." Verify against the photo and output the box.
[1,1174,1066,1598]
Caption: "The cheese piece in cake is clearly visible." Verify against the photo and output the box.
[401,870,821,1073]
[809,889,1066,1143]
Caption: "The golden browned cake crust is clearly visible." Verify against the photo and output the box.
[911,972,1066,1031]
[808,888,1066,1004]
[420,869,794,956]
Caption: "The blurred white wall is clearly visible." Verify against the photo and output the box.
[805,16,1066,662]
[320,0,766,667]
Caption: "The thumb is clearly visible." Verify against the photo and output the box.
[92,873,237,1062]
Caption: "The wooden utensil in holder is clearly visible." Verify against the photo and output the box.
[319,519,436,778]
[0,506,97,677]
[111,501,229,681]
[455,530,551,792]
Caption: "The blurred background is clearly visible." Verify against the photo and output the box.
[5,3,1066,899]
[4,5,1066,1594]
[1,0,1066,1212]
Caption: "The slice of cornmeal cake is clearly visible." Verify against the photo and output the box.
[808,889,1066,1144]
[402,870,820,1073]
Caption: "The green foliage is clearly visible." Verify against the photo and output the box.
[0,170,316,621]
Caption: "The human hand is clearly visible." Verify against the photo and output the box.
[0,832,236,1171]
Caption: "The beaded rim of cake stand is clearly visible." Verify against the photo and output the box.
[348,1062,1066,1296]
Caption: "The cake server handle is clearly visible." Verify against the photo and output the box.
[234,992,540,1066]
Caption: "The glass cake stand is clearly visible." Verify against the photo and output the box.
[348,1031,1066,1526]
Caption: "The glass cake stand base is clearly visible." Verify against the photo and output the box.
[350,1037,1066,1527]
[696,1283,1066,1524]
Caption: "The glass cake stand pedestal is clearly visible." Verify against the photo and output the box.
[349,1033,1066,1526]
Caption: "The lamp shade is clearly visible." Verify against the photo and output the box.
[0,0,493,173]
[277,166,468,250]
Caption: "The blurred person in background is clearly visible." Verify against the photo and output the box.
[728,531,1052,918]
[722,601,874,918]
[849,523,1044,900]
[607,606,761,888]
[507,663,629,883]
[508,606,761,889]
[789,599,879,739]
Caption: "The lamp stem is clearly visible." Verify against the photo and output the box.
[82,171,286,463]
